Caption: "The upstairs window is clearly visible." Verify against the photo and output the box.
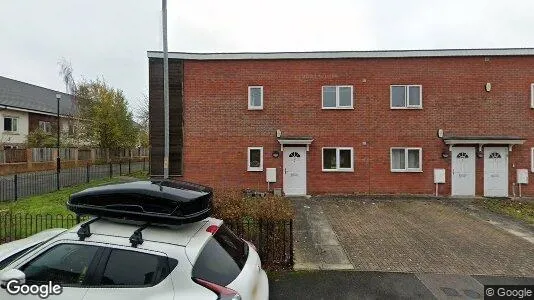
[248,86,263,110]
[39,121,52,133]
[391,148,422,172]
[391,85,422,108]
[322,147,354,172]
[3,117,18,132]
[322,86,353,109]
[247,147,263,171]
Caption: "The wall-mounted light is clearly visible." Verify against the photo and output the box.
[272,151,280,158]
[441,151,449,159]
[485,83,492,92]
[477,150,484,158]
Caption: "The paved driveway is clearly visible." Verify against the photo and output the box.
[295,197,534,277]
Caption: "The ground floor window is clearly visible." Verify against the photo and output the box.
[3,117,18,132]
[247,147,263,171]
[322,147,354,172]
[390,148,422,172]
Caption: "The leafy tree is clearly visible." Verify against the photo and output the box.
[135,94,149,148]
[26,129,56,148]
[75,79,139,149]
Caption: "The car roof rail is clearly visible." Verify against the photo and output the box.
[129,223,150,248]
[77,217,100,241]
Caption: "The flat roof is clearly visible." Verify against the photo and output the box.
[147,48,534,60]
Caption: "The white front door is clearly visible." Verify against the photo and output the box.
[484,147,508,197]
[451,147,476,196]
[283,147,307,196]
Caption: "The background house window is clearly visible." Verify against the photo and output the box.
[391,85,422,108]
[247,147,263,171]
[391,148,422,172]
[322,147,354,171]
[3,117,18,132]
[248,86,263,110]
[322,86,353,109]
[39,121,52,133]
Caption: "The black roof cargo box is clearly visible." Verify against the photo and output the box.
[67,180,213,225]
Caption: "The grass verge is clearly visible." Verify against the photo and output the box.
[0,177,123,216]
[474,198,534,224]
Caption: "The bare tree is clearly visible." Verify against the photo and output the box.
[57,57,76,94]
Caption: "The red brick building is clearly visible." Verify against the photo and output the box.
[148,48,534,197]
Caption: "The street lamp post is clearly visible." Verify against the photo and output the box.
[56,94,61,190]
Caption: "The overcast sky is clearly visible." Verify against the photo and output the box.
[1,0,533,114]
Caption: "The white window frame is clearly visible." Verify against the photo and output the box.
[390,147,422,172]
[248,86,263,110]
[247,147,263,171]
[322,147,354,172]
[390,85,422,109]
[3,116,18,132]
[530,83,534,108]
[531,148,534,172]
[322,85,354,109]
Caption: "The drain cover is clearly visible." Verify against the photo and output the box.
[440,287,461,296]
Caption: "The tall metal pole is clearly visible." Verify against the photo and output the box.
[56,94,61,189]
[162,0,170,179]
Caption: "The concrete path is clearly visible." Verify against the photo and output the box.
[292,197,353,270]
[270,270,534,300]
[447,198,534,244]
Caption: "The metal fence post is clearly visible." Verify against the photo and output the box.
[86,163,90,183]
[119,160,122,176]
[143,157,146,171]
[56,171,60,191]
[14,174,18,201]
[128,158,131,174]
[109,162,113,178]
[289,220,294,267]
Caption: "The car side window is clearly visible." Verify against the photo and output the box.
[0,243,43,270]
[99,249,176,287]
[20,243,100,285]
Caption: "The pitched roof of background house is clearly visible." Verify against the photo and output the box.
[147,47,534,60]
[0,76,76,116]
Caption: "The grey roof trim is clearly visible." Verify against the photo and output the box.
[147,48,534,60]
[1,105,70,117]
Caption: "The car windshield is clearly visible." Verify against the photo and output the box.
[192,225,249,286]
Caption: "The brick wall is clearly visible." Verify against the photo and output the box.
[154,55,534,196]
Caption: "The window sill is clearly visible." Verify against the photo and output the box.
[247,168,263,172]
[247,107,263,110]
[322,107,354,110]
[390,106,422,110]
[322,169,354,172]
[3,132,20,135]
[391,169,423,173]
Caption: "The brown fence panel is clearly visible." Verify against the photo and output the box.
[5,149,27,163]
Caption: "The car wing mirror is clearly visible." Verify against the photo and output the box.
[0,269,25,289]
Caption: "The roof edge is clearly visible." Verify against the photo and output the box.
[147,48,534,60]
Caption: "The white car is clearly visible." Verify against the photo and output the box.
[0,181,269,300]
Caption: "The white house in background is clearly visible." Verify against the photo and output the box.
[0,76,76,148]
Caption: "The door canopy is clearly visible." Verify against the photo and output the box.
[278,136,314,151]
[443,136,525,151]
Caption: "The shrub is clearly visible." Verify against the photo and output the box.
[212,190,294,221]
